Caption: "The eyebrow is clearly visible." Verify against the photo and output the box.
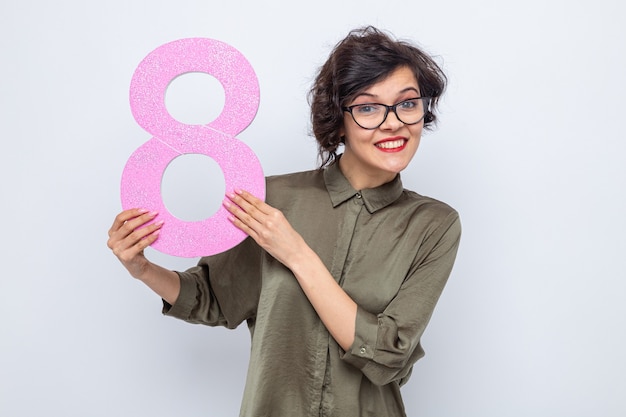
[353,87,421,101]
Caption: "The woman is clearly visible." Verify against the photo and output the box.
[108,26,461,417]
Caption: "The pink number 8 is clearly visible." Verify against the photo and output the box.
[120,38,265,258]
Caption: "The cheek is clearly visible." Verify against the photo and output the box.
[411,123,424,139]
[408,126,423,152]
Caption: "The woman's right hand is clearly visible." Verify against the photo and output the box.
[107,209,163,279]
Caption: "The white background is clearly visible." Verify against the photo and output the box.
[1,1,625,416]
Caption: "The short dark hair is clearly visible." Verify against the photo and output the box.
[308,26,447,168]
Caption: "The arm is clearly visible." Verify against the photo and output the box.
[285,243,358,351]
[226,190,461,385]
[224,190,358,350]
[107,208,180,305]
[341,213,462,385]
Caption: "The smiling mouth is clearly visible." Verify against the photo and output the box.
[375,138,407,151]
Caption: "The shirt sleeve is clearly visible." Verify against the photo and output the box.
[162,236,263,330]
[340,211,462,386]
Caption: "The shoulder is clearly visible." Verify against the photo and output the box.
[265,169,326,194]
[397,189,461,237]
[264,169,327,206]
[400,188,458,217]
[266,169,323,188]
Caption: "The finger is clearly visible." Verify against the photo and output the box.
[113,228,161,264]
[226,211,258,240]
[109,208,149,236]
[234,189,262,204]
[129,226,162,252]
[109,220,163,254]
[223,197,262,232]
[130,219,164,242]
[115,211,160,240]
[231,189,270,215]
[108,208,161,247]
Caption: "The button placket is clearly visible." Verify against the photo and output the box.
[353,192,364,206]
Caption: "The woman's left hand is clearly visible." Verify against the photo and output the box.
[225,189,358,351]
[223,189,305,267]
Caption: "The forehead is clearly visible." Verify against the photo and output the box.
[357,66,419,99]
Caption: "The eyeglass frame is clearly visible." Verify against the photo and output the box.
[342,97,432,130]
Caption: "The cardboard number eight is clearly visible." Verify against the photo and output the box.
[120,38,265,258]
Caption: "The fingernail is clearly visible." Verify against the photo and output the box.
[148,211,158,217]
[137,208,149,214]
[226,192,235,199]
[234,189,243,195]
[223,199,231,208]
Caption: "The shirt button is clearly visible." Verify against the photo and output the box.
[360,347,367,354]
[355,192,362,199]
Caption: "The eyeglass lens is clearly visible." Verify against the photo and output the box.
[349,98,429,129]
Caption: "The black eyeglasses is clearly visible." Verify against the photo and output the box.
[343,97,431,130]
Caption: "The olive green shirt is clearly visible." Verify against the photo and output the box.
[163,161,461,417]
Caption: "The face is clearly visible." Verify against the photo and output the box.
[339,66,424,190]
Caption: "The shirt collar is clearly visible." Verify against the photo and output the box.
[323,158,404,213]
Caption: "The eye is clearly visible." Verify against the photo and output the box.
[398,99,418,110]
[353,104,382,115]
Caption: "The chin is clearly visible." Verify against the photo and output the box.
[380,158,411,174]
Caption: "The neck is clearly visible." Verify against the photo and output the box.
[338,156,395,190]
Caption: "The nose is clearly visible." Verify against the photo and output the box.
[380,108,404,130]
